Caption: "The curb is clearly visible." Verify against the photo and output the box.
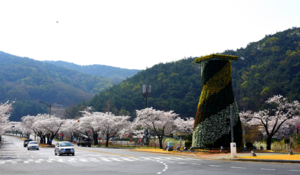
[221,158,300,163]
[129,149,196,157]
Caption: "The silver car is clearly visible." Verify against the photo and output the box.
[27,141,39,150]
[54,142,75,156]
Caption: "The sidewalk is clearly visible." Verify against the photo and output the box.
[130,149,300,163]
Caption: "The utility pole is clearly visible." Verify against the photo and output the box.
[142,85,151,108]
[39,101,62,117]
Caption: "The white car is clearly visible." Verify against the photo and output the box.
[27,141,39,150]
[55,142,75,156]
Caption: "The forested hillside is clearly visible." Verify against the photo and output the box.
[71,27,300,119]
[0,51,112,121]
[44,61,140,84]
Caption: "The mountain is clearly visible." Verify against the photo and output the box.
[0,51,112,121]
[44,61,140,84]
[73,27,300,119]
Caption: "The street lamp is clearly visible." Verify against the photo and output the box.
[39,101,62,117]
[142,85,151,108]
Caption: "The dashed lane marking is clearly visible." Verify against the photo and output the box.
[231,167,246,169]
[261,168,275,171]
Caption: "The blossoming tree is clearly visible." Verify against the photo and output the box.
[77,109,104,145]
[21,114,64,145]
[0,101,14,134]
[79,108,131,147]
[133,108,179,149]
[240,95,300,150]
[174,117,195,135]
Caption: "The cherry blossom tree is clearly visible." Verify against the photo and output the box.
[21,114,64,145]
[20,115,36,139]
[0,101,14,134]
[61,119,79,142]
[133,108,179,149]
[23,114,48,143]
[240,95,300,150]
[35,115,64,145]
[98,113,130,147]
[79,108,131,147]
[77,109,103,145]
[174,117,195,134]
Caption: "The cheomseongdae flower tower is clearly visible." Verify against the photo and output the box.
[192,54,242,149]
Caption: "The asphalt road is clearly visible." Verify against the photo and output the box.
[1,135,300,175]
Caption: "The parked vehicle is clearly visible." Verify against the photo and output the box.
[77,137,92,147]
[54,141,75,156]
[27,141,39,150]
[23,139,32,147]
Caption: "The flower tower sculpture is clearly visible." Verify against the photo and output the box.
[192,54,242,148]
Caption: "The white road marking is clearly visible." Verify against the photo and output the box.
[261,168,275,171]
[209,165,221,167]
[290,170,300,172]
[157,172,161,174]
[231,167,246,169]
[192,163,201,165]
[110,158,122,161]
[99,158,111,162]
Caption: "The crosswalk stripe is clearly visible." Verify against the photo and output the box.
[0,156,197,165]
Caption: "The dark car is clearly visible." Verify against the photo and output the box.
[23,139,32,147]
[54,142,75,156]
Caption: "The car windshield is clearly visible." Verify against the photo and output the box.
[60,142,72,147]
[25,139,32,142]
[29,142,38,144]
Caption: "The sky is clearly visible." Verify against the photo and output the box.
[0,0,300,70]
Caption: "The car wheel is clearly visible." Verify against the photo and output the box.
[55,151,57,155]
[72,153,74,156]
[37,148,39,150]
[27,148,29,150]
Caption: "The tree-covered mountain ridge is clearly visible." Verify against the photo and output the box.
[44,60,140,84]
[76,27,300,119]
[0,51,113,120]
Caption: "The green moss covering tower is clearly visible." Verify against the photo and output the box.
[192,54,242,148]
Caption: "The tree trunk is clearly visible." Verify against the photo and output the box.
[106,134,109,147]
[159,137,163,149]
[93,133,98,145]
[267,137,272,150]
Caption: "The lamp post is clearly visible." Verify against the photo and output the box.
[39,101,62,117]
[230,105,237,158]
[142,85,151,108]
